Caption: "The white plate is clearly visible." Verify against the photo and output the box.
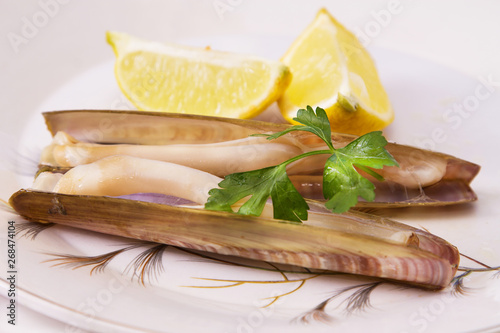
[1,35,500,333]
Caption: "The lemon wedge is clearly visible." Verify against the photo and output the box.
[278,9,394,135]
[107,31,291,118]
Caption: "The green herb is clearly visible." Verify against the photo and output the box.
[261,105,334,151]
[205,106,398,222]
[205,164,309,223]
[323,131,397,213]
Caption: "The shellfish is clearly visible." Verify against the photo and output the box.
[41,110,480,207]
[7,109,479,289]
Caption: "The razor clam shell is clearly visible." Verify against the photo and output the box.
[36,165,478,208]
[43,110,296,145]
[290,176,478,207]
[9,189,459,289]
[43,110,480,185]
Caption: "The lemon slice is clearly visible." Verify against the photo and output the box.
[107,32,291,118]
[278,9,394,135]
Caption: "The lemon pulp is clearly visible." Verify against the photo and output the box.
[278,9,394,135]
[107,32,291,119]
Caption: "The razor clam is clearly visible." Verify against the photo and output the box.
[28,156,442,245]
[11,156,459,289]
[42,110,480,207]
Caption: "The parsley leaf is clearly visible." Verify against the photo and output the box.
[258,106,334,150]
[323,131,399,213]
[205,164,309,223]
[205,106,399,222]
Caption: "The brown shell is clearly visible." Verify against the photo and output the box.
[10,189,459,289]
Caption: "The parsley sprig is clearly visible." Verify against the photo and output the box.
[205,106,398,222]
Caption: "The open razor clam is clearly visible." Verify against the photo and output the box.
[9,110,480,289]
[40,110,480,207]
